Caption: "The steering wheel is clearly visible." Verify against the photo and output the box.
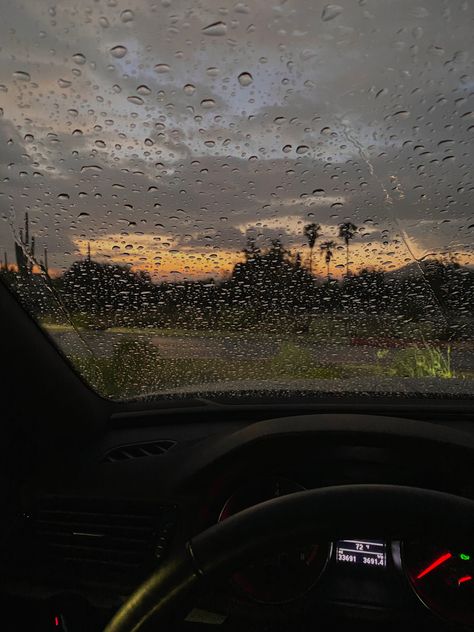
[104,484,474,631]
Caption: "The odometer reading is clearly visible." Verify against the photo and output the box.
[336,539,386,567]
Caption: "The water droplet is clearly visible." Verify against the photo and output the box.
[58,78,72,88]
[183,83,196,95]
[24,133,34,142]
[95,139,106,148]
[144,138,154,146]
[202,21,227,36]
[78,212,90,218]
[201,98,215,109]
[127,95,144,105]
[321,4,343,21]
[81,165,103,173]
[13,70,31,81]
[72,129,83,136]
[110,45,128,59]
[206,67,219,77]
[393,109,410,118]
[154,63,170,73]
[112,84,122,93]
[321,126,331,135]
[72,53,86,65]
[296,145,309,154]
[282,144,292,153]
[136,84,151,95]
[238,72,253,86]
[120,9,135,22]
[57,193,70,200]
[0,85,7,92]
[0,108,3,117]
[99,16,110,28]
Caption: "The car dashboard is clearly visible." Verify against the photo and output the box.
[1,410,473,632]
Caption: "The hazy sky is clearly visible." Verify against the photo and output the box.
[0,0,473,279]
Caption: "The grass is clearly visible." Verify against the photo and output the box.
[69,339,347,399]
[384,343,455,379]
[45,319,463,399]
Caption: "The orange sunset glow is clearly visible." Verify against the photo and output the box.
[74,235,473,281]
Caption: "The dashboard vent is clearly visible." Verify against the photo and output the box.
[33,498,176,591]
[102,440,176,463]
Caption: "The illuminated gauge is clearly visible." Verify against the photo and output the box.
[403,541,474,626]
[218,477,330,605]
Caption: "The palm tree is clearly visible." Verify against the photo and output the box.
[320,240,336,281]
[303,223,321,275]
[338,222,358,277]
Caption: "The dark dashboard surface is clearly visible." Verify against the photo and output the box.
[2,411,474,632]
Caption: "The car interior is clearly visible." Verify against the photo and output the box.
[1,1,474,631]
[2,269,474,631]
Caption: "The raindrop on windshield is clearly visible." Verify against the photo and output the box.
[154,64,170,73]
[127,95,144,105]
[183,83,196,95]
[202,21,227,36]
[296,145,309,154]
[201,99,216,109]
[72,53,86,65]
[110,45,128,59]
[120,9,135,22]
[80,165,103,173]
[136,84,151,95]
[13,70,31,81]
[238,72,253,86]
[321,4,343,21]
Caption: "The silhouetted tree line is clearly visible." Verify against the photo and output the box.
[1,237,473,339]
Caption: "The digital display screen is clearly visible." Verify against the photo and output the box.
[336,539,386,567]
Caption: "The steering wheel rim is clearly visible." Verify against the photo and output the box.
[104,484,474,632]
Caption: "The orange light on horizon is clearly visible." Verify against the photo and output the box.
[72,236,473,281]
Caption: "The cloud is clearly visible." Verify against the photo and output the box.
[0,0,473,280]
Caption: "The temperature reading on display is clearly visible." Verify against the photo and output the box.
[336,540,386,567]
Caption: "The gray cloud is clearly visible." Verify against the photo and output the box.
[1,0,473,276]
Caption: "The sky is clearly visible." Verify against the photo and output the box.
[0,0,473,280]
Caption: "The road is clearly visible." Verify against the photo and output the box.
[47,330,474,372]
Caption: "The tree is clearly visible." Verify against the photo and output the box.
[243,236,261,262]
[320,240,336,281]
[338,222,358,277]
[303,223,321,275]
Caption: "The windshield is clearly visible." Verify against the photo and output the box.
[1,0,473,401]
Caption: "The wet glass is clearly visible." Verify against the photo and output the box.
[0,0,473,400]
